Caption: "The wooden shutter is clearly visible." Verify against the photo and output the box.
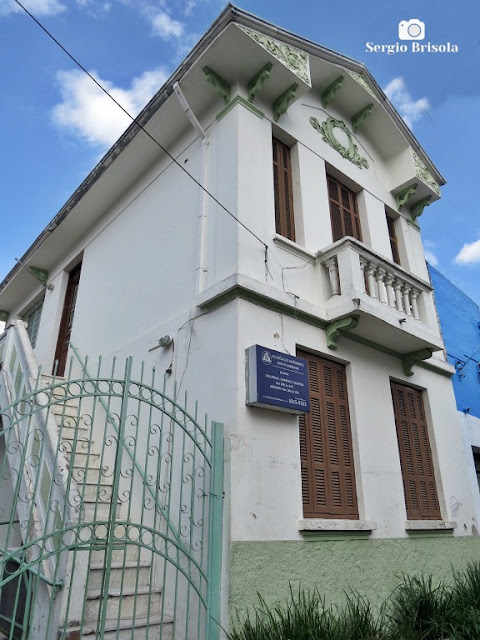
[23,296,44,349]
[298,351,358,518]
[53,263,82,376]
[391,382,441,520]
[272,137,295,241]
[387,215,401,264]
[327,175,362,242]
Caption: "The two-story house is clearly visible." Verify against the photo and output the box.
[0,5,478,639]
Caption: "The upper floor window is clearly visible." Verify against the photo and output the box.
[387,214,401,265]
[23,296,44,349]
[327,175,362,243]
[272,137,295,242]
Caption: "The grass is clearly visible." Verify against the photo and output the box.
[228,562,480,640]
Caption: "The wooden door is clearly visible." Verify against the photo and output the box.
[53,263,81,376]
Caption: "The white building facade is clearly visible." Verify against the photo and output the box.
[0,6,479,638]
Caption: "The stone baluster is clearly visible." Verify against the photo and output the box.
[402,283,413,316]
[410,289,420,320]
[385,273,396,309]
[324,258,341,296]
[375,267,388,304]
[365,263,378,299]
[359,257,367,294]
[393,279,403,312]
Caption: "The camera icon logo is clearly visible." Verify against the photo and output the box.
[398,19,425,40]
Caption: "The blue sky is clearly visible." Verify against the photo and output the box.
[1,0,479,304]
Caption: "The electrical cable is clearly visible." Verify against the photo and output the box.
[12,0,267,252]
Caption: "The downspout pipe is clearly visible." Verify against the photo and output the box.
[173,82,210,295]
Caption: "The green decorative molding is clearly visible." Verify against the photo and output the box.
[310,116,369,169]
[326,315,360,350]
[28,266,49,286]
[203,66,230,104]
[413,151,441,197]
[216,95,264,121]
[402,348,434,377]
[346,70,377,99]
[248,63,272,102]
[321,75,344,109]
[395,184,418,210]
[0,310,10,323]
[273,84,298,122]
[410,196,432,222]
[238,25,311,86]
[351,103,374,133]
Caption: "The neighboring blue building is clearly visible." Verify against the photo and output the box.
[428,264,480,419]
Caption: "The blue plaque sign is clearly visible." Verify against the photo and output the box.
[246,345,310,414]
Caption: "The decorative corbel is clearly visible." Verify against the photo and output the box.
[395,184,418,211]
[402,348,433,377]
[248,62,272,102]
[272,84,298,122]
[351,103,373,133]
[28,267,49,286]
[410,196,432,222]
[321,75,344,109]
[0,310,9,323]
[203,66,230,104]
[326,315,359,350]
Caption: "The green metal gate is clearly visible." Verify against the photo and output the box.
[0,320,224,639]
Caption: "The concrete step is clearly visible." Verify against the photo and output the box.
[84,585,162,623]
[70,452,101,468]
[71,465,110,485]
[87,561,151,591]
[81,499,124,522]
[79,482,114,502]
[65,615,173,640]
[89,545,140,565]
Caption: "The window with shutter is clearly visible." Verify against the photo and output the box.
[327,175,362,243]
[23,297,45,349]
[387,215,401,264]
[472,449,480,494]
[298,350,358,518]
[272,137,295,242]
[391,381,441,520]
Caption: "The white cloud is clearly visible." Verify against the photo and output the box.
[425,251,438,267]
[383,76,430,129]
[149,9,184,39]
[455,239,480,265]
[0,0,65,16]
[51,67,169,147]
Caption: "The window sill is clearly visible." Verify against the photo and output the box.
[405,520,456,532]
[298,519,377,532]
[273,234,317,261]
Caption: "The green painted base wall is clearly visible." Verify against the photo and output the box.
[230,537,480,616]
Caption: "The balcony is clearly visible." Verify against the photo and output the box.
[318,237,444,354]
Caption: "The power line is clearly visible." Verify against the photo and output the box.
[13,0,267,251]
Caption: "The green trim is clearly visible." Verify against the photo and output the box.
[310,116,369,169]
[413,151,441,197]
[301,531,373,541]
[395,184,418,210]
[199,285,452,379]
[351,103,373,133]
[0,310,9,323]
[28,266,49,286]
[407,218,421,231]
[402,348,434,377]
[410,196,432,222]
[238,25,311,86]
[273,84,298,122]
[346,70,377,99]
[199,284,327,330]
[203,66,230,104]
[321,75,344,109]
[326,315,360,349]
[247,62,272,102]
[216,95,264,121]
